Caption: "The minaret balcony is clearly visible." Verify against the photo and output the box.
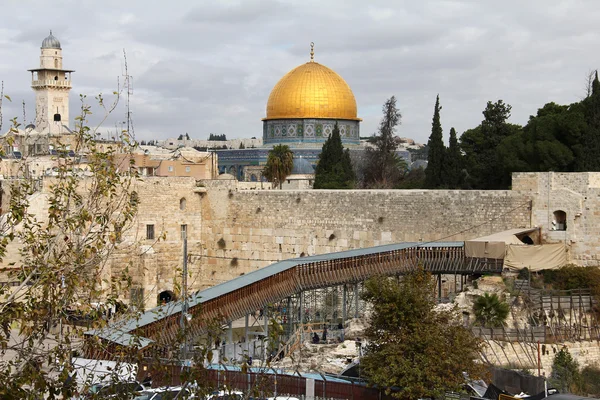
[31,80,72,88]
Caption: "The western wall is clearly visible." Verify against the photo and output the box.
[6,172,600,309]
[117,177,531,308]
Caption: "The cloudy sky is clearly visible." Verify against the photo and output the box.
[0,0,599,144]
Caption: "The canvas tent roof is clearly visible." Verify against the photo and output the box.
[465,228,536,259]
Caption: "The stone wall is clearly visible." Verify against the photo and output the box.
[197,184,532,289]
[513,172,600,265]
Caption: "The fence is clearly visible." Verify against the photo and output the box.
[140,363,394,400]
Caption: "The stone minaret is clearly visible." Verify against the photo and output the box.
[28,31,74,132]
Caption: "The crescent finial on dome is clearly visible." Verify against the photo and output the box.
[310,42,314,62]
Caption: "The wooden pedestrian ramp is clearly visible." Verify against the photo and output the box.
[84,241,501,358]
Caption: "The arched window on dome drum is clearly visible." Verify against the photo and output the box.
[54,59,58,68]
[180,198,186,211]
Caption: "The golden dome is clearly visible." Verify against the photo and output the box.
[264,61,360,121]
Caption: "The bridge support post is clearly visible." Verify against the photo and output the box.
[228,321,233,345]
[244,314,249,343]
[286,297,292,338]
[354,283,359,319]
[438,275,442,301]
[300,292,304,343]
[263,305,269,341]
[342,284,347,323]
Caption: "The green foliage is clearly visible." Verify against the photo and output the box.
[579,365,600,396]
[541,265,600,295]
[208,133,227,141]
[395,166,426,189]
[362,96,404,188]
[473,293,509,328]
[263,144,294,189]
[517,267,530,280]
[0,94,140,398]
[314,122,355,189]
[442,127,464,188]
[425,95,445,188]
[460,100,522,189]
[550,347,582,393]
[361,270,486,399]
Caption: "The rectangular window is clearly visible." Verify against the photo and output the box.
[146,224,154,240]
[181,224,187,240]
[185,166,191,173]
[130,287,144,310]
[168,166,174,172]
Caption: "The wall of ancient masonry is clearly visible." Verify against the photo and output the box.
[196,183,532,289]
[513,172,600,266]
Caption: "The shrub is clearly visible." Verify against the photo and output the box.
[473,293,510,328]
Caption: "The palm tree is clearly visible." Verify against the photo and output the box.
[473,293,509,328]
[263,145,294,189]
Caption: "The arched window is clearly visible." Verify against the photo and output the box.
[250,174,257,182]
[54,76,58,81]
[552,210,567,231]
[54,59,58,68]
[180,197,186,211]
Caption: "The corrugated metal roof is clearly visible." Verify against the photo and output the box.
[85,328,154,348]
[116,241,464,332]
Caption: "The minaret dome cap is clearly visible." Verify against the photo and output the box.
[41,30,61,49]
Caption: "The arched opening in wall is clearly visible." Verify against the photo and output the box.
[229,166,236,175]
[53,113,61,122]
[180,197,186,211]
[250,174,257,182]
[552,210,567,231]
[158,290,176,305]
[54,59,58,68]
[54,76,58,81]
[521,235,534,245]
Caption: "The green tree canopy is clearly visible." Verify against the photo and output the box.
[313,122,355,189]
[263,144,294,189]
[362,96,404,188]
[473,293,509,328]
[441,127,463,188]
[361,270,486,399]
[425,95,445,188]
[550,346,582,393]
[460,100,522,189]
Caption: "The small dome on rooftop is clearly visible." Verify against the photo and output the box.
[41,30,61,49]
[291,157,315,175]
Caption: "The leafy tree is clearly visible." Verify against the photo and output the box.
[550,347,582,393]
[0,94,140,398]
[578,71,600,170]
[473,293,509,328]
[361,270,486,399]
[460,100,522,189]
[425,95,444,188]
[185,132,190,140]
[313,122,355,189]
[442,127,463,188]
[239,142,245,149]
[177,134,184,140]
[263,144,294,189]
[362,96,404,188]
[395,166,426,189]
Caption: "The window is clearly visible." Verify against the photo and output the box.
[146,224,155,240]
[552,210,567,231]
[181,224,187,240]
[168,166,173,172]
[130,287,144,310]
[185,166,191,173]
[180,198,186,211]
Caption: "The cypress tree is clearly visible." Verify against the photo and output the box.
[579,71,600,171]
[425,95,445,188]
[314,123,355,189]
[442,127,463,188]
